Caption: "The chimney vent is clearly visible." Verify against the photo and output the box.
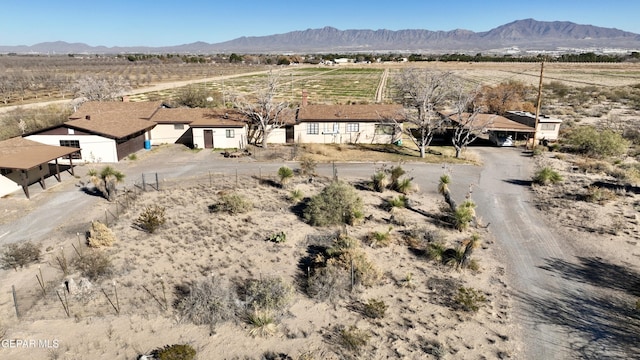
[85,115,91,120]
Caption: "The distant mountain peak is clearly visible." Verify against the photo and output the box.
[1,19,639,54]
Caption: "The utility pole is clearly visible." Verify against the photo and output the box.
[533,61,544,148]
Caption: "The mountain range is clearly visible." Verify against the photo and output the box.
[2,19,639,55]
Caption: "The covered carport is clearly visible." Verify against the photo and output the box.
[441,112,536,146]
[0,137,80,199]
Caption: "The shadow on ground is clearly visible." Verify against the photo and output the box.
[515,256,640,358]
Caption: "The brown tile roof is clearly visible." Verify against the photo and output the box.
[66,101,161,138]
[442,112,535,132]
[297,104,404,123]
[151,108,247,127]
[0,137,79,170]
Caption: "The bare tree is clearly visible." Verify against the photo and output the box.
[70,75,130,103]
[449,81,489,158]
[392,69,452,158]
[232,70,291,148]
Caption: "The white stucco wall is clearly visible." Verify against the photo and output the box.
[0,174,21,197]
[150,124,191,145]
[293,122,399,144]
[265,128,287,144]
[26,134,118,163]
[536,122,561,141]
[192,127,247,149]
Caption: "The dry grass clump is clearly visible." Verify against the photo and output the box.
[585,186,618,204]
[366,227,393,248]
[87,221,117,247]
[336,325,371,355]
[532,166,564,186]
[208,192,253,214]
[454,286,487,312]
[150,344,196,360]
[362,298,388,319]
[0,241,41,270]
[238,277,294,316]
[71,249,114,281]
[175,276,236,333]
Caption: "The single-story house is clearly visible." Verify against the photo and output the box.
[187,109,248,149]
[441,112,536,145]
[505,111,563,141]
[0,137,80,198]
[294,104,404,144]
[26,101,161,163]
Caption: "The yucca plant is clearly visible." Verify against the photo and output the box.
[532,166,563,186]
[289,188,304,202]
[278,166,294,187]
[88,166,125,201]
[437,174,451,195]
[453,204,475,231]
[246,310,277,337]
[395,177,414,194]
[371,171,389,192]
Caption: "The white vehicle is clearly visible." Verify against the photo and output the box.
[490,133,514,147]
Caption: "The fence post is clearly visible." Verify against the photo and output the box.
[155,173,159,191]
[12,285,19,318]
[142,173,146,191]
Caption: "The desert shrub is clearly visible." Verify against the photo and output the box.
[453,201,476,231]
[239,277,294,315]
[532,167,563,186]
[267,231,287,243]
[438,174,451,195]
[304,181,364,226]
[585,186,617,204]
[371,171,388,192]
[573,158,612,174]
[307,262,350,302]
[0,241,41,270]
[289,188,303,202]
[87,221,117,247]
[299,156,317,176]
[277,166,294,187]
[246,310,277,337]
[72,250,113,281]
[394,177,415,194]
[209,192,252,214]
[175,276,235,332]
[385,195,408,210]
[564,126,630,158]
[366,227,392,248]
[546,80,570,98]
[426,242,447,262]
[363,298,387,319]
[337,325,370,353]
[454,287,487,312]
[151,344,196,360]
[135,205,166,233]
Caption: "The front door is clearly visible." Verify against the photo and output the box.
[203,130,214,149]
[285,125,294,144]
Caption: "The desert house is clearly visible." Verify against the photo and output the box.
[504,111,563,142]
[294,104,404,144]
[0,137,80,198]
[149,108,248,149]
[440,112,536,146]
[26,101,161,163]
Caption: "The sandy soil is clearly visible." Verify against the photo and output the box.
[0,149,518,359]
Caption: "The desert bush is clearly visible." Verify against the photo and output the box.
[371,171,388,192]
[564,126,630,158]
[394,177,415,194]
[239,277,294,315]
[278,166,294,187]
[454,286,487,312]
[304,181,364,226]
[573,158,612,174]
[289,188,303,202]
[267,231,287,243]
[209,192,252,214]
[438,174,451,195]
[175,276,235,332]
[88,221,117,247]
[453,201,476,231]
[337,325,370,354]
[150,344,196,360]
[246,310,277,337]
[135,205,166,233]
[385,195,409,210]
[72,249,113,281]
[307,262,350,302]
[299,156,317,176]
[533,167,563,186]
[0,241,41,270]
[585,186,617,204]
[363,298,387,319]
[366,227,393,248]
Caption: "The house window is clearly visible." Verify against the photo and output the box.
[346,123,359,132]
[226,129,235,138]
[174,124,184,130]
[324,122,339,134]
[60,140,82,159]
[307,123,319,135]
[540,123,556,131]
[374,124,395,135]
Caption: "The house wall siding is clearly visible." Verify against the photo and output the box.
[293,122,398,144]
[192,127,247,149]
[150,124,191,146]
[0,174,22,197]
[27,134,118,163]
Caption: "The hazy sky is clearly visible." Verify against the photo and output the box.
[1,0,638,47]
